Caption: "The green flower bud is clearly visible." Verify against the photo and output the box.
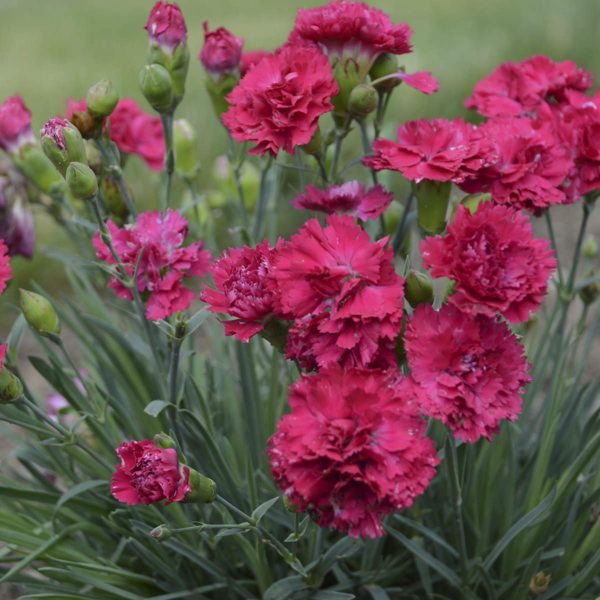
[461,192,492,215]
[184,468,217,504]
[579,279,600,305]
[205,72,239,118]
[84,140,103,175]
[405,270,434,307]
[70,110,101,140]
[529,571,551,596]
[14,146,66,196]
[369,53,400,91]
[259,318,289,353]
[300,125,323,156]
[213,156,259,212]
[0,368,23,404]
[40,118,87,176]
[101,175,130,222]
[583,235,598,259]
[86,79,119,118]
[19,289,61,337]
[139,64,174,114]
[412,180,452,235]
[153,432,176,449]
[150,525,172,541]
[173,119,200,180]
[148,42,190,108]
[66,162,98,200]
[348,84,378,117]
[331,59,363,117]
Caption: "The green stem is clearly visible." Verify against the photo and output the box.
[236,342,262,469]
[446,435,470,593]
[252,156,273,241]
[392,192,414,254]
[330,116,351,181]
[229,136,250,227]
[544,211,564,288]
[161,112,175,212]
[566,200,592,293]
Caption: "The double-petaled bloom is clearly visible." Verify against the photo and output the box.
[422,202,556,323]
[111,440,191,505]
[93,209,211,320]
[405,304,531,443]
[222,43,338,156]
[268,366,439,538]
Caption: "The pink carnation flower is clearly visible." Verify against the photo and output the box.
[459,116,573,212]
[292,181,393,221]
[405,304,531,443]
[268,366,438,538]
[292,1,412,72]
[466,55,593,118]
[200,22,244,76]
[93,209,211,320]
[67,98,165,172]
[547,90,600,199]
[286,282,404,370]
[111,440,191,505]
[0,239,11,295]
[271,214,389,317]
[422,203,556,323]
[0,95,34,153]
[363,118,485,183]
[201,241,282,342]
[145,1,187,50]
[273,214,404,369]
[222,44,338,156]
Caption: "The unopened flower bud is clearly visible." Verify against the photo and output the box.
[153,432,176,449]
[84,140,103,175]
[101,175,131,222]
[40,118,87,175]
[259,318,289,353]
[173,119,200,180]
[66,162,98,200]
[70,110,100,140]
[145,2,189,108]
[579,278,600,305]
[300,125,322,156]
[412,180,451,235]
[405,270,434,307]
[369,53,400,91]
[0,95,35,154]
[461,192,492,215]
[184,468,216,504]
[200,22,243,79]
[348,84,378,117]
[529,571,551,596]
[332,60,363,117]
[19,289,61,337]
[139,64,174,114]
[86,79,119,118]
[583,235,598,259]
[150,524,172,541]
[14,146,66,196]
[0,368,23,404]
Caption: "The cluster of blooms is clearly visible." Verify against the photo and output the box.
[365,55,600,211]
[195,1,566,539]
[67,98,165,171]
[94,209,211,320]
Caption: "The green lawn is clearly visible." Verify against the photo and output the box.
[1,0,599,310]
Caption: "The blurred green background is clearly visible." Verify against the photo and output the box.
[1,0,600,323]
